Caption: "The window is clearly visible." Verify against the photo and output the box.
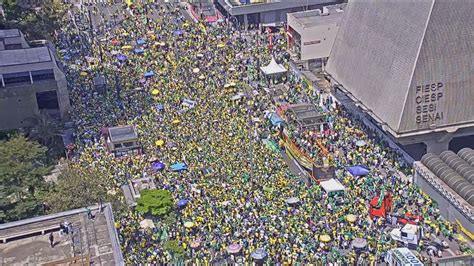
[36,91,59,109]
[303,40,321,45]
[3,72,31,86]
[32,69,55,82]
[5,43,22,50]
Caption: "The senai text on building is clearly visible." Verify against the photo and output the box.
[415,82,444,124]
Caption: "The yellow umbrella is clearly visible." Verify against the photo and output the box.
[224,84,231,88]
[229,82,236,87]
[184,221,194,228]
[217,43,225,48]
[319,234,331,243]
[122,45,133,50]
[346,214,357,223]
[80,71,88,77]
[155,139,164,147]
[172,119,181,124]
[151,89,159,95]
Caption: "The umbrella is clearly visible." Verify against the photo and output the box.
[140,219,155,229]
[217,43,225,48]
[197,53,204,58]
[184,221,194,228]
[192,68,200,73]
[110,50,119,55]
[251,249,267,260]
[320,234,331,243]
[173,30,183,36]
[227,243,242,254]
[177,199,189,208]
[151,89,159,95]
[136,39,146,45]
[155,139,164,146]
[117,54,128,61]
[151,161,165,171]
[172,119,180,124]
[347,165,370,176]
[134,48,144,54]
[156,104,164,111]
[80,71,88,77]
[351,238,367,249]
[134,87,143,91]
[198,75,205,80]
[122,45,133,50]
[144,71,155,78]
[346,214,357,223]
[286,197,300,204]
[355,140,367,147]
[111,38,120,45]
[69,64,79,70]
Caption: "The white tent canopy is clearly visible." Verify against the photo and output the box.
[260,57,287,75]
[320,178,346,193]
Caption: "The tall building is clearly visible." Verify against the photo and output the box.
[287,4,346,70]
[325,0,474,155]
[215,0,343,27]
[0,29,70,131]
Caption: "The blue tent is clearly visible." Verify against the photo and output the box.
[134,48,144,54]
[268,112,284,126]
[347,165,370,176]
[136,39,146,45]
[144,71,155,78]
[117,54,128,61]
[151,161,165,172]
[170,162,187,171]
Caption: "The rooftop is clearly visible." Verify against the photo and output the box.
[0,204,123,265]
[0,46,52,67]
[0,29,21,39]
[289,4,346,28]
[108,125,138,143]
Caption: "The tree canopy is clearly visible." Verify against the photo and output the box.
[136,189,174,216]
[0,135,50,223]
[43,164,121,214]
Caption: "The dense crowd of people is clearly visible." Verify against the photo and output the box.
[55,1,471,264]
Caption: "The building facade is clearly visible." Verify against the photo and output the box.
[325,0,474,154]
[215,0,343,27]
[287,4,345,69]
[0,29,70,131]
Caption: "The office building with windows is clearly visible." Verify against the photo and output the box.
[0,29,70,131]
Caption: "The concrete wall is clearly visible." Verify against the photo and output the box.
[299,23,339,60]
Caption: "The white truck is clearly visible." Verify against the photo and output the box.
[385,248,423,266]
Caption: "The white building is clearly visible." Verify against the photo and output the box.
[287,4,346,70]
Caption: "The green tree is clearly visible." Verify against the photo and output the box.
[136,189,174,216]
[0,135,51,223]
[43,165,121,213]
[0,0,66,40]
[163,240,185,259]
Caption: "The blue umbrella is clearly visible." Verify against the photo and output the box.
[156,104,164,112]
[144,71,155,78]
[251,249,267,260]
[177,199,189,208]
[347,165,370,176]
[136,39,146,45]
[117,54,128,61]
[173,30,183,36]
[134,48,144,54]
[151,161,165,172]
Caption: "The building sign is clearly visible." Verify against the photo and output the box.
[415,82,444,124]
